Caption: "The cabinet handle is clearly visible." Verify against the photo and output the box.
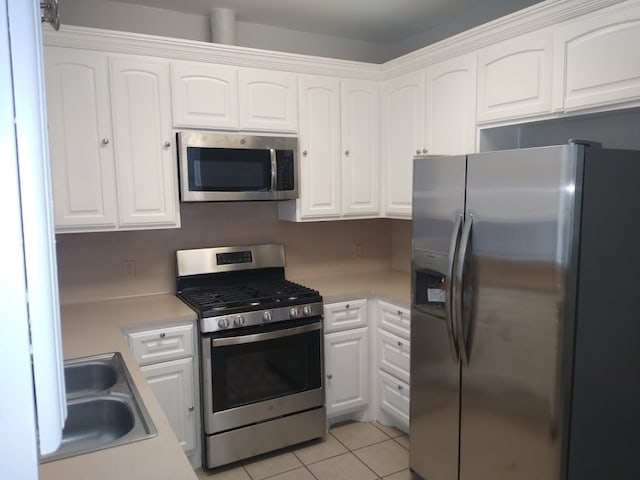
[397,310,403,316]
[345,150,350,156]
[397,341,403,347]
[159,332,166,338]
[422,148,428,154]
[188,406,194,412]
[101,138,109,145]
[416,149,421,155]
[163,141,171,148]
[397,385,404,390]
[302,150,308,156]
[345,304,350,309]
[327,374,333,380]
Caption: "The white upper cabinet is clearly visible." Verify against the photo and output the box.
[297,74,342,218]
[554,2,640,112]
[477,29,553,123]
[238,68,298,132]
[424,52,477,155]
[341,79,380,216]
[110,57,179,227]
[45,48,118,231]
[171,62,239,129]
[382,72,424,218]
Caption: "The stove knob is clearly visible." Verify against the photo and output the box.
[233,315,245,327]
[262,311,272,322]
[217,318,229,329]
[303,305,313,316]
[289,307,301,319]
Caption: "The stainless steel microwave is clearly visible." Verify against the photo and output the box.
[176,131,298,202]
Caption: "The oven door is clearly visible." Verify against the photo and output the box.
[201,318,324,434]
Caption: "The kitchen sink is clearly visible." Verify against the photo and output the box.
[40,352,157,463]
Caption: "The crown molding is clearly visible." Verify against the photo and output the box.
[42,0,628,81]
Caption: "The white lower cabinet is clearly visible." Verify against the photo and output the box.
[378,370,410,431]
[126,322,199,465]
[324,327,369,417]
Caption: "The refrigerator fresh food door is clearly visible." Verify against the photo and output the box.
[410,154,466,480]
[459,145,579,480]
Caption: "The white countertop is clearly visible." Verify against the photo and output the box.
[39,294,199,480]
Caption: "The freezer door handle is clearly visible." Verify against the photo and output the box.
[454,214,473,366]
[445,214,463,362]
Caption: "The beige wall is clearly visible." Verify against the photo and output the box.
[56,202,395,304]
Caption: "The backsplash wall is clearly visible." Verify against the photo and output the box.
[56,202,394,304]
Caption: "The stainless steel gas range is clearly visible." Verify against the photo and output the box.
[176,244,326,469]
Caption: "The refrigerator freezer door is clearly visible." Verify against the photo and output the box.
[459,145,579,480]
[410,154,466,480]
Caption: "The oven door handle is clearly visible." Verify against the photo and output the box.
[211,321,322,347]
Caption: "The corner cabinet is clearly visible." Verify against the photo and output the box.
[553,2,640,113]
[323,300,369,418]
[477,29,553,123]
[127,322,199,465]
[44,48,180,233]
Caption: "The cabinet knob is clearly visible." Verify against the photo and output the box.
[397,310,403,316]
[101,138,109,145]
[302,150,308,156]
[422,148,428,154]
[345,304,350,309]
[416,149,421,155]
[397,341,403,347]
[397,384,404,390]
[345,150,350,156]
[327,374,333,380]
[164,141,171,148]
[188,406,194,412]
[159,332,166,338]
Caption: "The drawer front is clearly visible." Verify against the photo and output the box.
[324,299,368,333]
[128,323,194,365]
[377,328,410,384]
[378,300,410,339]
[378,370,410,429]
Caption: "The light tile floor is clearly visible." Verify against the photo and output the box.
[195,421,420,480]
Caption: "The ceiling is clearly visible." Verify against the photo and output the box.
[105,0,544,43]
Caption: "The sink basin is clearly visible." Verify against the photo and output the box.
[40,352,157,463]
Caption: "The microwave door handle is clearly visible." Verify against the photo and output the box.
[270,148,277,192]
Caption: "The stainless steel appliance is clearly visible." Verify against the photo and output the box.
[177,131,298,202]
[176,244,326,469]
[410,142,640,480]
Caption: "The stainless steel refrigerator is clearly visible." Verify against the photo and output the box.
[410,142,640,480]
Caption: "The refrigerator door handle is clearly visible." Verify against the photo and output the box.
[455,214,473,366]
[445,214,463,362]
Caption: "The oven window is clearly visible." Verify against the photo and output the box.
[211,327,321,412]
[188,147,271,192]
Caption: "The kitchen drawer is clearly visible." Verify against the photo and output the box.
[377,328,410,384]
[128,323,194,365]
[378,370,410,429]
[377,300,410,339]
[324,299,368,333]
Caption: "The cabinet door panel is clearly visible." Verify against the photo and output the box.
[171,62,238,129]
[324,299,368,333]
[378,370,410,430]
[141,357,196,453]
[45,48,117,230]
[341,79,379,216]
[128,323,194,365]
[477,30,553,122]
[378,300,410,340]
[110,57,178,227]
[238,68,298,132]
[554,4,640,111]
[377,329,410,384]
[298,75,341,218]
[324,327,368,417]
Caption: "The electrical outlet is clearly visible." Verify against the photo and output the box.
[122,260,136,280]
[352,244,363,260]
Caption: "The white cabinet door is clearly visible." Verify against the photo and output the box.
[378,369,410,430]
[110,57,179,228]
[171,62,238,129]
[324,299,368,333]
[377,300,410,340]
[324,327,368,417]
[45,47,118,230]
[341,79,379,216]
[298,74,342,218]
[382,72,424,218]
[238,68,298,132]
[141,357,196,453]
[377,328,410,384]
[477,29,553,123]
[554,3,640,112]
[424,53,477,155]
